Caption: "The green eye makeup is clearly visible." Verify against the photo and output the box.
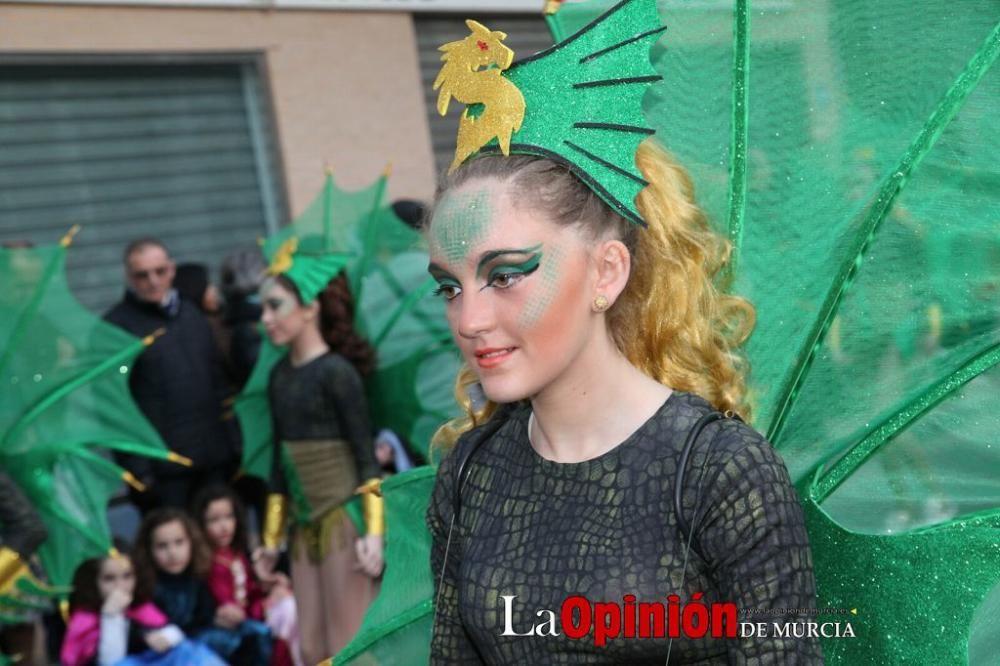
[487,253,542,283]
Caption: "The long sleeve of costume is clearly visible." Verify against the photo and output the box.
[323,356,380,484]
[695,422,824,664]
[324,355,385,535]
[267,386,288,496]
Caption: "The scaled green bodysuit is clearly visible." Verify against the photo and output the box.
[428,392,824,664]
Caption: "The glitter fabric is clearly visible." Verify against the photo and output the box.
[434,20,525,171]
[435,0,665,226]
[804,497,1000,664]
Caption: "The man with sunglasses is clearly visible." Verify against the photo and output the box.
[105,239,239,512]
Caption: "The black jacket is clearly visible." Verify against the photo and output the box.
[104,290,237,478]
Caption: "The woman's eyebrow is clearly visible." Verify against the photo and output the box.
[427,263,455,280]
[475,244,543,274]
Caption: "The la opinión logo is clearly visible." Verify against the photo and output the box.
[499,594,856,645]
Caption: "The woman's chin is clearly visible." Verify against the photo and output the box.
[266,332,289,347]
[479,378,533,405]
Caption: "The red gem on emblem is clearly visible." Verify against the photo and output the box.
[477,40,489,51]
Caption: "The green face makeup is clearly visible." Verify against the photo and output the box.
[518,243,564,328]
[260,277,298,319]
[430,189,493,264]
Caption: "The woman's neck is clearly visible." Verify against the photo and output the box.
[529,331,672,464]
[289,324,329,367]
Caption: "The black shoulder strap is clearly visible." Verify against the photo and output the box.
[674,410,739,564]
[450,407,512,524]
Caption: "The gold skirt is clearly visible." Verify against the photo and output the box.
[285,438,360,562]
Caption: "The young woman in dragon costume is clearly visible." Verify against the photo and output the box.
[423,0,822,662]
[253,240,385,665]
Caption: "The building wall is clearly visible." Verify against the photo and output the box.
[0,3,438,215]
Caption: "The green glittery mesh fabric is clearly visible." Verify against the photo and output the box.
[0,241,170,595]
[332,467,438,666]
[551,1,1000,663]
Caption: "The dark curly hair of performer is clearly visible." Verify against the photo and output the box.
[316,271,377,377]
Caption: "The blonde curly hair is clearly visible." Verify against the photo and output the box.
[430,139,755,451]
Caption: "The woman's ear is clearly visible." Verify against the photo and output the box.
[592,239,631,306]
[303,300,320,322]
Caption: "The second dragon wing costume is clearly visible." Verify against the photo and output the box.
[0,231,187,615]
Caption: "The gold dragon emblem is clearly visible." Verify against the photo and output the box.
[267,237,298,276]
[543,0,566,14]
[433,20,526,172]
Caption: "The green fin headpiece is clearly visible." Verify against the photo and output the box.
[433,0,664,226]
[266,236,352,304]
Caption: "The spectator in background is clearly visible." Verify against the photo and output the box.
[175,263,234,384]
[373,429,427,476]
[220,247,268,390]
[175,260,266,532]
[104,239,238,512]
[192,484,298,666]
[60,543,227,666]
[174,263,222,315]
[390,199,427,231]
[216,247,270,535]
[133,509,272,665]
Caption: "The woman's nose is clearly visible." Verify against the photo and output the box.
[455,289,495,339]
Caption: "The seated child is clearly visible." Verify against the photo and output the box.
[193,484,299,666]
[60,548,224,666]
[133,508,273,666]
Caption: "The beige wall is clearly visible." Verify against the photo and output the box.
[0,3,438,216]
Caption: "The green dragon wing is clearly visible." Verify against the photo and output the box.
[1,238,178,598]
[554,1,1000,662]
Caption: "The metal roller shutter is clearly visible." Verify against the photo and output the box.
[414,13,554,179]
[0,58,288,312]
